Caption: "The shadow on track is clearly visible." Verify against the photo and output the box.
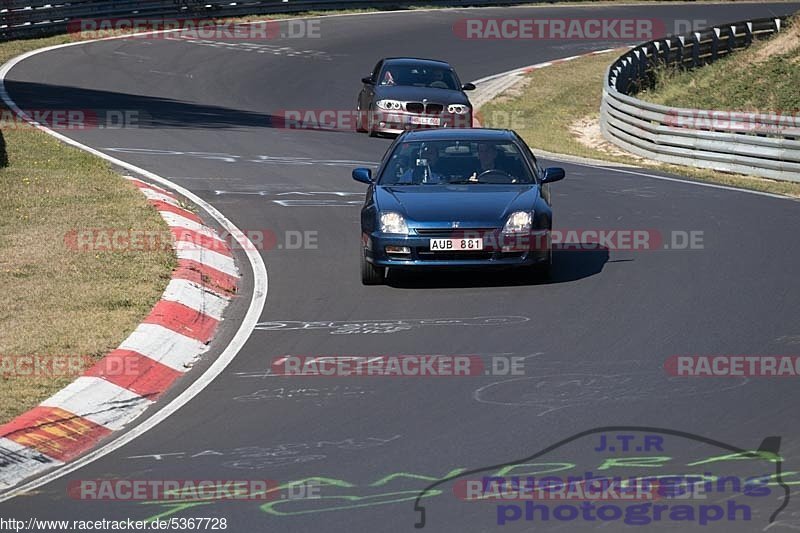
[3,80,358,132]
[386,245,610,289]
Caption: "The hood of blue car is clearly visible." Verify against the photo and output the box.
[373,85,471,106]
[376,185,536,226]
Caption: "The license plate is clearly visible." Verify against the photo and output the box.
[429,238,483,251]
[410,116,441,126]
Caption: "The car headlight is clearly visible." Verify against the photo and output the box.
[380,212,409,234]
[503,211,532,233]
[447,104,469,114]
[376,100,403,111]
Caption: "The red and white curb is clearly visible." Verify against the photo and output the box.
[0,176,239,490]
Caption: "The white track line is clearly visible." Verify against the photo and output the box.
[0,44,268,503]
[470,52,798,201]
[0,0,794,502]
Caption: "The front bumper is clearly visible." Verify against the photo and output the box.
[372,110,472,134]
[364,229,551,269]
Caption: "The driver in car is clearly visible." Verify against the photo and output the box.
[468,142,498,181]
[469,142,522,182]
[429,70,449,89]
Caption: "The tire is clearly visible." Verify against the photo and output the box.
[356,105,367,133]
[361,249,385,285]
[367,106,379,137]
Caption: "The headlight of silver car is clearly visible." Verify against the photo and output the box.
[502,211,532,233]
[380,212,409,234]
[447,104,469,114]
[376,100,403,111]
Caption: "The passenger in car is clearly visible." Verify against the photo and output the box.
[398,144,445,184]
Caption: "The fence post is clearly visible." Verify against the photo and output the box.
[599,15,797,182]
[711,27,720,61]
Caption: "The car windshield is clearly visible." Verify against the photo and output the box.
[378,140,535,185]
[379,65,459,91]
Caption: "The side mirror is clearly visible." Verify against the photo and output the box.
[352,168,373,184]
[462,82,476,91]
[361,76,374,85]
[541,167,565,184]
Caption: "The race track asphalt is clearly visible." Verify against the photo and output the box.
[2,3,800,531]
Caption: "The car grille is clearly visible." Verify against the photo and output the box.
[415,228,496,237]
[415,250,525,261]
[404,102,444,115]
[417,251,494,261]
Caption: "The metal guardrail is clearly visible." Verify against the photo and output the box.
[0,0,536,41]
[600,16,800,182]
[0,0,374,40]
[4,2,797,182]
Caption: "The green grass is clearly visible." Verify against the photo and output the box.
[481,52,621,161]
[639,18,800,110]
[0,40,175,423]
[0,0,797,425]
[480,50,800,197]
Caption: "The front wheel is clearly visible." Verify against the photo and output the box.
[361,250,385,285]
[356,105,367,133]
[367,106,379,137]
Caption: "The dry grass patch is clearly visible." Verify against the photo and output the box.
[480,49,800,198]
[0,124,175,422]
[0,125,174,423]
[639,16,800,111]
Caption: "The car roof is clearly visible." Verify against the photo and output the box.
[400,128,517,142]
[382,57,453,69]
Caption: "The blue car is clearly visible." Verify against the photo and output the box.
[353,128,565,285]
